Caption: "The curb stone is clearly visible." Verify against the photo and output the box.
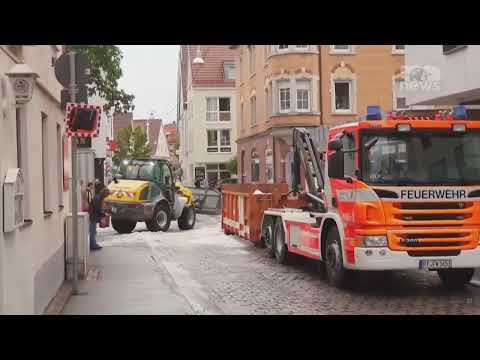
[43,281,73,315]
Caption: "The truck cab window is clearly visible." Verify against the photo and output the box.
[342,133,356,177]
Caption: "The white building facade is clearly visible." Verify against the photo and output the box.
[0,45,71,314]
[405,45,480,115]
[90,95,114,185]
[178,46,237,186]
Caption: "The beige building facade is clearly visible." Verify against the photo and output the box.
[0,45,71,314]
[233,45,410,184]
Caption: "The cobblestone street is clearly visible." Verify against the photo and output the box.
[70,214,480,315]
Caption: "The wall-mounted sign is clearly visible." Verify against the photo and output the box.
[65,103,101,138]
[3,168,24,232]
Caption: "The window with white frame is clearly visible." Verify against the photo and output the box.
[266,149,274,183]
[277,45,289,51]
[295,45,309,49]
[394,78,408,110]
[224,62,235,80]
[251,149,260,182]
[250,96,257,126]
[393,45,405,54]
[331,45,352,53]
[220,129,231,152]
[206,163,230,186]
[278,80,291,113]
[333,80,354,112]
[296,79,310,112]
[268,83,272,116]
[207,129,231,153]
[249,46,256,75]
[206,97,231,122]
[265,88,269,119]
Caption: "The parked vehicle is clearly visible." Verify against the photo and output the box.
[222,105,480,289]
[104,157,196,234]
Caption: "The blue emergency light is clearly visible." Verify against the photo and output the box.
[453,105,467,120]
[366,105,382,120]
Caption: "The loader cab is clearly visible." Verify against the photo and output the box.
[118,158,175,205]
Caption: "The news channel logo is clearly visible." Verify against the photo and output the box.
[401,65,441,93]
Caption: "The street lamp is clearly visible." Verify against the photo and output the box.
[193,45,204,64]
[5,63,39,106]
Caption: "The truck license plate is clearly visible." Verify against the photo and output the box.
[419,259,452,270]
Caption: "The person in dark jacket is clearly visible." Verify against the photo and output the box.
[89,187,110,251]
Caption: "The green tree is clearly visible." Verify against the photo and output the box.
[113,126,153,166]
[226,156,238,175]
[71,45,135,114]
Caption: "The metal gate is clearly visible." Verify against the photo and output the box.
[186,187,222,215]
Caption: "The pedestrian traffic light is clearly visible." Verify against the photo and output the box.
[65,103,102,137]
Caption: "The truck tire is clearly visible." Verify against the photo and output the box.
[324,226,353,289]
[273,218,290,264]
[261,216,275,256]
[112,219,136,234]
[437,268,474,289]
[146,202,171,232]
[178,205,196,230]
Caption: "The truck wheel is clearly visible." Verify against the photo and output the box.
[112,219,136,234]
[273,218,289,264]
[324,226,352,289]
[437,268,474,289]
[261,217,275,256]
[146,203,171,232]
[178,205,196,230]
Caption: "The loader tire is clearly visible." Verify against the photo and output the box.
[146,203,171,232]
[178,205,196,230]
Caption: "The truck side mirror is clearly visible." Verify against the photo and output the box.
[328,150,345,179]
[328,139,343,151]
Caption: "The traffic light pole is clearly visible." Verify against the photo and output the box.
[69,50,79,295]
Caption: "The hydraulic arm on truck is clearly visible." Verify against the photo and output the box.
[291,128,326,212]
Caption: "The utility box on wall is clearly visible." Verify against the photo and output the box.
[3,168,24,233]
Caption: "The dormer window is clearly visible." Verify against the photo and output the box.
[224,62,235,80]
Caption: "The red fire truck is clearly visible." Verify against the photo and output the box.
[222,105,480,289]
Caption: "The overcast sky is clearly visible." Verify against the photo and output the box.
[118,45,179,123]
